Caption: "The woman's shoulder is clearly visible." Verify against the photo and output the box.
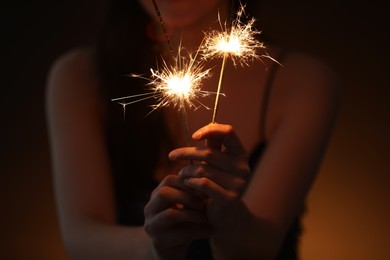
[47,46,100,100]
[48,46,97,86]
[46,46,103,124]
[264,47,339,131]
[282,49,337,88]
[269,47,339,100]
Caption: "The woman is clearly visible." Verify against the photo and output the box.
[46,0,338,259]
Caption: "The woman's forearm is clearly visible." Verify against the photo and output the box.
[62,221,155,260]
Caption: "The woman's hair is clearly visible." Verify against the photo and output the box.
[95,0,169,209]
[96,0,154,96]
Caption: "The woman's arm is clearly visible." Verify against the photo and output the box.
[46,48,154,259]
[240,53,339,258]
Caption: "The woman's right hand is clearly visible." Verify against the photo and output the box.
[144,174,213,260]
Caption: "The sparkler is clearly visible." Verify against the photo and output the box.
[111,49,212,146]
[201,3,272,123]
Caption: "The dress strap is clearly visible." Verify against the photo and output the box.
[249,49,290,170]
[259,49,289,141]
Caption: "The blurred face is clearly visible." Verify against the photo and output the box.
[138,0,228,28]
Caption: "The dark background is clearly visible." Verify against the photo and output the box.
[1,1,389,259]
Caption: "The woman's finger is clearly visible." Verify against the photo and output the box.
[145,175,205,217]
[169,147,250,177]
[145,208,214,249]
[146,208,208,232]
[151,174,187,196]
[178,165,246,192]
[145,185,205,216]
[183,177,238,204]
[192,123,247,155]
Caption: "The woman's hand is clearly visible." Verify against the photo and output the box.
[143,174,213,260]
[168,123,251,234]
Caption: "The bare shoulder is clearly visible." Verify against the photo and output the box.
[265,50,340,139]
[46,46,104,134]
[47,47,98,97]
[266,50,340,117]
[49,47,94,74]
[277,51,339,99]
[46,46,101,116]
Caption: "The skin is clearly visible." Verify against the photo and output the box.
[46,0,339,259]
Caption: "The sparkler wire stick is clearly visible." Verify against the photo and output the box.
[180,102,191,147]
[150,0,195,153]
[203,2,267,123]
[211,0,235,123]
[151,0,174,55]
[180,103,194,165]
[212,53,227,123]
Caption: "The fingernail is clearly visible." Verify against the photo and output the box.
[168,151,176,160]
[192,130,202,139]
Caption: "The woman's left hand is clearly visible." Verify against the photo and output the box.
[168,123,251,232]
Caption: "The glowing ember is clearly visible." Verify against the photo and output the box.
[147,54,211,111]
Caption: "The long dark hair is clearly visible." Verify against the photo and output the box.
[95,1,169,213]
[96,0,154,97]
